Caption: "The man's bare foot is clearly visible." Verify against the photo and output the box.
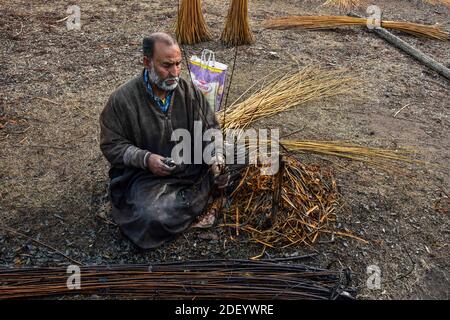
[191,196,227,229]
[191,208,217,229]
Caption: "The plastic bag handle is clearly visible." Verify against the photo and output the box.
[200,49,216,68]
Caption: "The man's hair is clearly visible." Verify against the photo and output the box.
[143,32,178,59]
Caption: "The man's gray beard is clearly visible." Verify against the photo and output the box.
[149,67,179,91]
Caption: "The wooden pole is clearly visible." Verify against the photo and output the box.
[349,12,450,81]
[269,155,284,227]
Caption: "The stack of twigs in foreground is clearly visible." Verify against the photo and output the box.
[175,0,212,44]
[264,16,449,41]
[221,156,366,248]
[221,0,254,46]
[0,260,355,300]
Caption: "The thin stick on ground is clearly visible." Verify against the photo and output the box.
[0,225,84,266]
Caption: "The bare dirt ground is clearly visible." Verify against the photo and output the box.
[0,0,449,299]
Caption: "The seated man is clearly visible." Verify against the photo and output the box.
[99,32,227,249]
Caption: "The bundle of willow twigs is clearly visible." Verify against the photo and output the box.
[0,260,355,300]
[280,140,418,169]
[264,15,449,41]
[217,66,358,129]
[322,0,363,9]
[215,66,417,169]
[175,0,212,44]
[221,0,254,46]
[221,156,367,248]
[424,0,450,6]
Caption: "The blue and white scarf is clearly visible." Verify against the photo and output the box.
[143,69,174,113]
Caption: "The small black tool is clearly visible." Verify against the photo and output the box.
[162,157,176,167]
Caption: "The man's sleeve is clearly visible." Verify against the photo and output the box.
[99,93,150,170]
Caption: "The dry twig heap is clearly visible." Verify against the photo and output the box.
[221,156,354,248]
[175,0,212,44]
[219,147,416,248]
[264,15,449,41]
[221,0,254,46]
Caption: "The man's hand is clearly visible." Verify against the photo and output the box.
[214,172,230,189]
[211,155,229,189]
[147,154,176,176]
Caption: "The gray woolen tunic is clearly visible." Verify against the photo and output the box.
[100,70,219,249]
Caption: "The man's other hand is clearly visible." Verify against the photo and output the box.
[211,156,229,189]
[214,172,230,189]
[147,154,176,176]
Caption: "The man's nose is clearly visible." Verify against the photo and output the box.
[169,64,180,76]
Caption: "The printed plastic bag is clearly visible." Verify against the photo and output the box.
[189,49,228,112]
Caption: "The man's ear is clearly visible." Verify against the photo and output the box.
[143,56,150,69]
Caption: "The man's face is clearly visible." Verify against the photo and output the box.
[144,42,182,91]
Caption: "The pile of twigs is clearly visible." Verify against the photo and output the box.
[221,0,254,46]
[217,66,358,129]
[322,0,363,9]
[0,260,355,300]
[280,140,418,169]
[175,0,212,44]
[424,0,450,6]
[322,0,450,9]
[264,15,449,41]
[216,66,417,169]
[221,156,367,249]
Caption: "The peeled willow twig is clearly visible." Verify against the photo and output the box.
[221,0,254,46]
[175,0,212,44]
[264,16,449,41]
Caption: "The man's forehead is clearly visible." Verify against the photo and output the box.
[154,42,181,61]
